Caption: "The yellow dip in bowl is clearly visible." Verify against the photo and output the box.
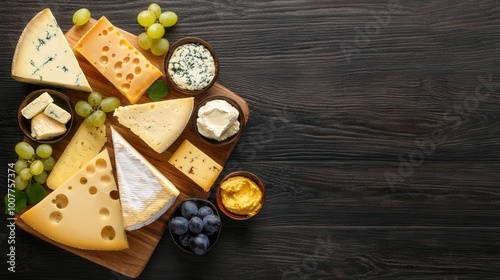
[220,176,263,217]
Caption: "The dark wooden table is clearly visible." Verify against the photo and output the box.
[1,1,500,279]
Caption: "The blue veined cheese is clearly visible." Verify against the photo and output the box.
[21,92,53,119]
[168,43,216,91]
[44,103,71,124]
[11,8,92,92]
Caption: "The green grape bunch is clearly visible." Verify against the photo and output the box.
[75,91,121,127]
[137,3,178,56]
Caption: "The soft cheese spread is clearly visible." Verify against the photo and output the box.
[220,176,263,217]
[196,99,240,141]
[168,43,216,91]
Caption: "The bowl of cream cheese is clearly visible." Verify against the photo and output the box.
[193,95,245,145]
[164,37,219,95]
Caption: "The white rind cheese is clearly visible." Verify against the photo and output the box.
[31,113,66,140]
[111,127,179,231]
[12,8,92,92]
[21,92,54,119]
[113,97,194,153]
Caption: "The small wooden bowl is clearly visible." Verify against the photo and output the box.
[193,95,245,146]
[216,171,266,220]
[168,198,222,255]
[164,37,219,95]
[18,89,74,144]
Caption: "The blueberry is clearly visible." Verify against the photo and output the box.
[169,216,189,235]
[197,206,214,219]
[181,200,198,219]
[203,214,221,233]
[178,231,193,247]
[188,216,204,234]
[189,233,210,255]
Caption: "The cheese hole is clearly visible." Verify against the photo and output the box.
[109,190,120,200]
[112,53,116,58]
[114,61,123,71]
[86,165,96,175]
[121,83,131,91]
[68,186,72,190]
[101,225,116,241]
[95,158,107,169]
[102,29,108,36]
[52,194,69,209]
[100,55,109,65]
[102,46,109,53]
[126,73,134,83]
[129,45,134,51]
[49,211,63,224]
[123,56,130,63]
[80,177,88,185]
[89,186,97,195]
[145,63,151,68]
[115,31,121,36]
[119,39,128,47]
[116,73,123,79]
[132,58,140,65]
[135,66,141,75]
[100,174,111,185]
[99,207,110,218]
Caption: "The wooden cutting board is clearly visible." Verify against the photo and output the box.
[15,18,249,278]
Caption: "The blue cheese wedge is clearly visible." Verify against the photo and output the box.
[44,103,71,124]
[11,8,92,92]
[111,127,179,230]
[167,43,216,91]
[21,92,54,119]
[31,112,66,140]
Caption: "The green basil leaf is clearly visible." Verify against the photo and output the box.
[4,190,27,214]
[147,80,169,101]
[25,182,47,205]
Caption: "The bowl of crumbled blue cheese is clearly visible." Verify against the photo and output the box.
[164,37,219,95]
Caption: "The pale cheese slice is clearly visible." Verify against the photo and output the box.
[21,149,129,250]
[46,122,106,190]
[111,127,179,230]
[113,97,194,153]
[12,8,92,92]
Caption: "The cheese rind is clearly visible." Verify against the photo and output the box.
[168,139,223,192]
[44,103,71,124]
[74,16,162,104]
[12,8,92,92]
[111,127,179,230]
[21,92,54,119]
[21,149,129,250]
[46,122,107,190]
[31,113,67,140]
[113,97,194,153]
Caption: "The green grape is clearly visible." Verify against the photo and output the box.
[147,23,165,39]
[30,160,44,176]
[14,159,28,174]
[75,100,94,117]
[86,110,106,127]
[34,170,48,185]
[138,32,154,50]
[137,10,157,27]
[151,38,170,56]
[14,175,29,191]
[100,97,121,113]
[148,3,162,18]
[159,11,178,27]
[40,156,56,171]
[88,91,103,107]
[15,142,35,160]
[72,8,91,26]
[19,168,32,181]
[36,144,53,158]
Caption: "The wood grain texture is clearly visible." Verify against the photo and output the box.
[1,0,500,279]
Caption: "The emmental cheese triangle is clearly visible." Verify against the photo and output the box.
[20,149,129,250]
[113,97,194,153]
[12,8,92,92]
[111,127,179,230]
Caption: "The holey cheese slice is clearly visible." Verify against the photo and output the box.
[47,122,107,190]
[21,149,129,250]
[113,97,194,153]
[74,16,162,104]
[111,127,179,230]
[12,8,92,92]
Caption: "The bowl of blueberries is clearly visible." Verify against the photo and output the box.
[168,198,222,256]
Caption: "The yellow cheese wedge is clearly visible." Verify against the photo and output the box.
[113,97,194,153]
[12,8,92,92]
[46,122,107,190]
[168,139,223,192]
[74,16,162,104]
[21,149,129,250]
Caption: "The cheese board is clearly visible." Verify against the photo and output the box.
[15,17,249,278]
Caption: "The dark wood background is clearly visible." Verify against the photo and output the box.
[1,0,500,279]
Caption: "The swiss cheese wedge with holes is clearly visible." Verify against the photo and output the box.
[20,149,129,250]
[74,16,162,104]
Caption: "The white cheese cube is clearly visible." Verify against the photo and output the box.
[31,113,66,140]
[21,92,53,119]
[44,103,71,124]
